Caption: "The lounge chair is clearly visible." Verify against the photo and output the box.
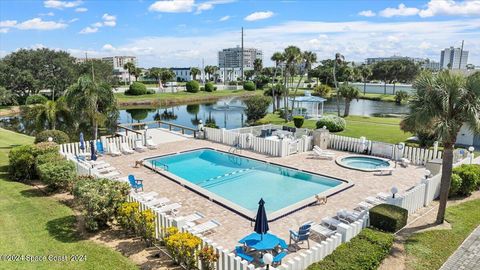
[100,170,121,179]
[313,145,335,155]
[310,223,336,239]
[95,166,117,173]
[176,211,204,227]
[96,140,105,155]
[128,174,144,191]
[133,191,159,200]
[152,203,182,215]
[365,196,385,205]
[108,143,122,156]
[120,142,135,154]
[146,139,158,149]
[235,246,254,263]
[356,201,375,211]
[400,158,410,167]
[289,224,311,251]
[337,209,367,223]
[144,197,171,207]
[378,167,394,175]
[311,148,335,160]
[321,217,342,229]
[134,140,147,152]
[190,219,220,235]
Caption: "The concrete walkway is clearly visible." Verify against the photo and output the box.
[440,225,480,270]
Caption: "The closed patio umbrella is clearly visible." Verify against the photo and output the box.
[254,198,269,239]
[90,141,97,161]
[79,132,85,151]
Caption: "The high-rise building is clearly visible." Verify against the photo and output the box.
[101,56,138,82]
[218,46,262,69]
[440,47,469,70]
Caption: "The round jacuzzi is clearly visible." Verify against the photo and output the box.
[336,155,391,172]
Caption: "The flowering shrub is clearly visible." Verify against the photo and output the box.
[164,227,201,269]
[199,245,219,270]
[135,209,156,245]
[118,202,140,233]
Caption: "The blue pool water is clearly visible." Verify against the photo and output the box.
[339,156,390,170]
[147,149,343,213]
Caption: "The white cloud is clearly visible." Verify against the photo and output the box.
[92,22,103,27]
[358,10,376,17]
[103,20,116,27]
[380,3,420,17]
[419,0,480,17]
[69,18,79,23]
[244,11,274,21]
[195,0,236,14]
[219,15,230,21]
[0,20,17,27]
[102,44,115,51]
[39,12,55,16]
[79,26,98,34]
[102,13,116,21]
[43,0,83,9]
[15,18,67,30]
[75,7,88,13]
[149,0,195,13]
[0,28,9,34]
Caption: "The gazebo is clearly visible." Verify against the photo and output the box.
[290,91,326,119]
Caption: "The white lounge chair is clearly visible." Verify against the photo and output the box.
[144,197,171,207]
[190,219,220,235]
[400,158,411,167]
[337,209,367,224]
[176,211,204,227]
[376,192,391,201]
[99,170,121,179]
[120,142,134,154]
[313,145,335,155]
[152,203,182,215]
[311,148,335,160]
[95,166,117,173]
[310,223,336,239]
[108,143,122,156]
[133,191,159,200]
[365,196,385,205]
[321,217,342,229]
[134,140,147,152]
[356,201,375,211]
[146,138,158,149]
[378,167,394,175]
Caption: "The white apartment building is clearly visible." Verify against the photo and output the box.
[218,47,262,81]
[102,56,138,83]
[440,47,469,70]
[171,68,193,82]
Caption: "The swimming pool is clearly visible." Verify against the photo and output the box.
[145,148,351,220]
[336,155,391,172]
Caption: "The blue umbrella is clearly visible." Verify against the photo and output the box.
[90,141,97,161]
[79,132,85,151]
[254,198,269,238]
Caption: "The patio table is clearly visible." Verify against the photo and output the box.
[238,232,288,251]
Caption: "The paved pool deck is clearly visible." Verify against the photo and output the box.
[101,135,425,254]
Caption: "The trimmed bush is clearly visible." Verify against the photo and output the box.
[244,96,271,123]
[243,81,256,91]
[369,204,408,233]
[453,164,480,196]
[33,142,60,157]
[37,159,76,191]
[293,116,304,128]
[205,82,215,92]
[228,81,238,86]
[306,228,394,270]
[125,82,147,95]
[73,177,130,231]
[34,130,70,144]
[25,94,48,105]
[313,84,332,98]
[8,145,36,181]
[35,152,64,169]
[449,173,462,197]
[316,115,346,132]
[186,80,200,93]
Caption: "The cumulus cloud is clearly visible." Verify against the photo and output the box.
[79,13,116,34]
[75,7,88,13]
[149,0,195,13]
[0,28,9,34]
[43,0,83,9]
[419,0,480,17]
[219,15,230,21]
[5,18,68,30]
[244,11,274,21]
[79,26,98,34]
[195,0,236,14]
[0,20,17,27]
[380,3,420,17]
[358,10,376,17]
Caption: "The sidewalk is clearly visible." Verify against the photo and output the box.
[440,225,480,270]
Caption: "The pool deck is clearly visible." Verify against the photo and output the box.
[102,136,425,254]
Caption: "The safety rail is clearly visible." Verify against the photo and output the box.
[118,120,198,137]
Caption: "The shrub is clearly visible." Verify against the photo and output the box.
[307,83,312,88]
[228,81,238,86]
[243,81,256,91]
[25,94,48,105]
[135,209,156,246]
[73,177,130,231]
[118,202,140,234]
[33,142,60,156]
[395,90,409,104]
[125,82,147,95]
[146,89,155,94]
[243,96,271,123]
[199,245,219,270]
[186,80,200,93]
[316,115,346,132]
[204,82,215,92]
[449,173,462,197]
[306,228,393,270]
[453,164,480,196]
[165,228,202,268]
[369,204,408,233]
[37,159,76,191]
[293,116,304,128]
[313,84,332,98]
[34,130,69,144]
[200,86,205,91]
[35,152,64,169]
[8,145,36,181]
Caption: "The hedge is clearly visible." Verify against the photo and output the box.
[25,94,48,105]
[243,81,256,91]
[186,80,200,93]
[369,204,408,233]
[205,82,216,92]
[316,115,346,132]
[293,116,304,128]
[306,228,394,270]
[8,142,59,182]
[125,82,147,95]
[452,164,480,196]
[34,130,69,144]
[37,159,76,191]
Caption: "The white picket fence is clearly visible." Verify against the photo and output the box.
[59,135,140,156]
[328,134,370,153]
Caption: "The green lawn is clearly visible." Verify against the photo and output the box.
[115,89,263,103]
[0,128,137,270]
[359,93,397,102]
[258,113,411,144]
[405,199,480,270]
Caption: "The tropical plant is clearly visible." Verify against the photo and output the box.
[147,67,162,88]
[34,130,69,144]
[359,65,373,94]
[29,96,70,130]
[243,81,256,91]
[8,145,36,182]
[313,84,333,98]
[135,209,156,246]
[244,96,271,123]
[0,86,17,106]
[338,83,360,117]
[164,229,201,269]
[65,76,118,140]
[452,164,480,196]
[400,71,480,224]
[185,80,200,93]
[204,82,215,92]
[25,94,48,105]
[244,70,255,81]
[394,90,409,104]
[123,62,136,83]
[199,245,219,270]
[270,52,285,111]
[333,53,345,116]
[118,202,140,234]
[190,67,201,81]
[132,67,142,81]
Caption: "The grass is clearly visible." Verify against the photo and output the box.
[258,113,411,144]
[405,199,480,270]
[359,93,397,102]
[0,128,138,270]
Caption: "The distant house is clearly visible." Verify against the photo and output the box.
[171,68,192,82]
[456,124,480,148]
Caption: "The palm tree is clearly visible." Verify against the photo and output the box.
[211,66,219,82]
[148,67,162,88]
[123,62,136,84]
[253,59,263,77]
[270,52,284,111]
[359,65,373,94]
[338,84,360,117]
[31,96,70,130]
[401,71,480,224]
[333,53,345,116]
[132,67,142,82]
[290,51,316,118]
[282,46,302,121]
[191,67,201,81]
[65,76,117,140]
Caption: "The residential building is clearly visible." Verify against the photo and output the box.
[74,57,101,64]
[365,55,424,65]
[218,46,262,70]
[440,47,469,70]
[421,59,441,71]
[171,68,193,82]
[102,56,138,83]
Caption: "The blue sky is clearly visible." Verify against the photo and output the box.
[1,0,479,67]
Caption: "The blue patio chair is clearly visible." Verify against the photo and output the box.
[273,251,287,265]
[128,175,144,192]
[96,140,105,155]
[235,246,254,263]
[289,224,311,251]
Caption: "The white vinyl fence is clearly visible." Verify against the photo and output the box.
[60,135,139,156]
